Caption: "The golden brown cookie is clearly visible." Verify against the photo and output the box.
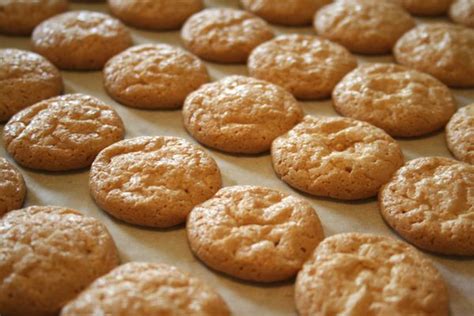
[187,185,324,282]
[0,205,120,316]
[108,0,204,30]
[272,116,404,200]
[104,43,210,109]
[379,157,474,256]
[295,233,449,316]
[181,8,274,63]
[450,0,474,28]
[248,34,357,100]
[394,23,474,88]
[332,63,457,137]
[0,157,26,216]
[394,0,453,16]
[89,136,222,228]
[183,76,304,154]
[446,104,474,164]
[3,94,125,171]
[0,0,68,36]
[32,10,133,70]
[0,48,63,122]
[314,0,415,54]
[240,0,331,26]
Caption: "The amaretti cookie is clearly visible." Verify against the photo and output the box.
[394,0,453,16]
[89,136,222,228]
[0,157,26,216]
[446,104,474,164]
[379,157,474,256]
[248,34,357,100]
[295,233,449,316]
[187,185,325,282]
[271,116,404,200]
[3,94,125,171]
[0,206,120,316]
[104,43,209,109]
[450,0,474,28]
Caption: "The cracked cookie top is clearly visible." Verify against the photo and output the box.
[0,157,26,216]
[446,104,474,164]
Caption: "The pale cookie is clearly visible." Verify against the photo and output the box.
[0,205,120,316]
[295,233,449,316]
[0,157,26,216]
[89,136,222,228]
[181,8,274,63]
[248,34,357,100]
[394,23,474,88]
[271,116,404,200]
[32,10,133,70]
[240,0,332,26]
[314,0,415,54]
[0,48,63,122]
[187,185,324,282]
[394,0,453,16]
[379,157,474,256]
[3,94,125,171]
[108,0,204,30]
[333,63,457,137]
[183,76,303,154]
[446,104,474,164]
[0,0,68,36]
[450,0,474,28]
[61,262,230,316]
[104,43,210,109]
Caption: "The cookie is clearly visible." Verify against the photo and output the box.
[108,0,203,30]
[394,0,452,16]
[0,48,63,122]
[104,43,210,109]
[183,76,303,154]
[450,0,474,28]
[61,262,230,316]
[187,185,325,282]
[0,205,120,316]
[32,10,133,70]
[446,104,474,164]
[181,8,274,63]
[0,0,68,36]
[295,233,449,316]
[379,157,474,256]
[333,63,457,137]
[394,23,474,88]
[89,136,221,228]
[248,34,357,100]
[3,93,125,171]
[314,0,415,54]
[0,157,26,216]
[271,116,404,200]
[240,0,331,26]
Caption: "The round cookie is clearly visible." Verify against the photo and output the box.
[181,8,274,63]
[295,233,449,316]
[271,116,404,200]
[0,158,26,216]
[0,48,63,122]
[394,0,452,16]
[104,43,210,109]
[61,262,230,316]
[380,157,474,256]
[32,10,133,70]
[248,34,357,100]
[187,185,325,282]
[3,93,125,171]
[183,76,304,154]
[450,0,474,28]
[394,23,474,88]
[332,63,457,137]
[0,0,68,36]
[0,205,120,316]
[446,104,474,164]
[89,136,222,228]
[240,0,332,26]
[108,0,203,30]
[314,0,415,54]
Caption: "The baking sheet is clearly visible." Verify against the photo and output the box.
[1,0,473,315]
